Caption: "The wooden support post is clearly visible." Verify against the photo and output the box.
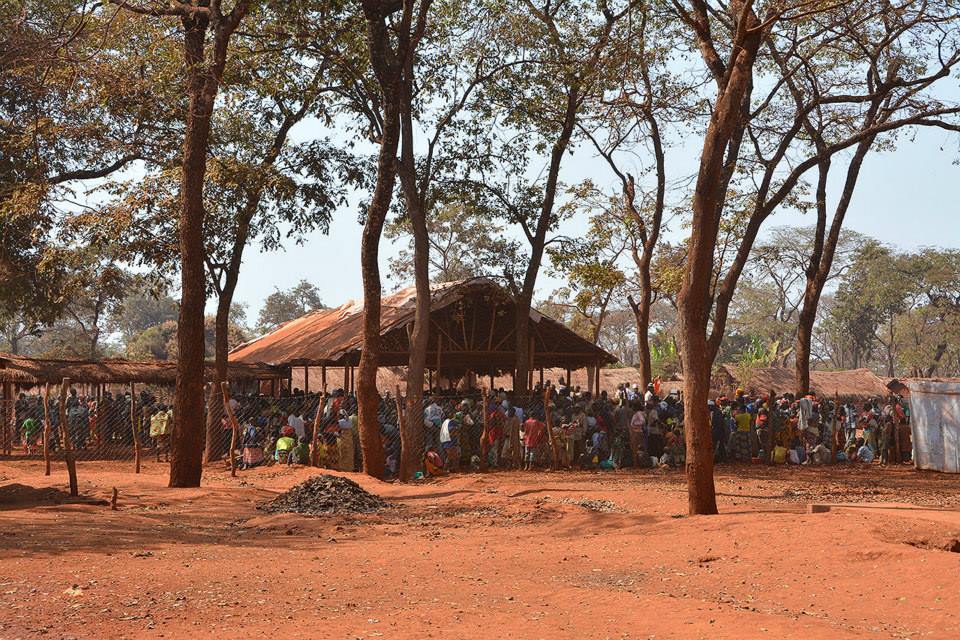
[528,336,535,390]
[60,378,78,497]
[2,381,11,456]
[350,366,355,393]
[428,369,433,392]
[893,413,902,464]
[130,382,141,473]
[321,365,327,391]
[490,374,495,391]
[437,334,443,378]
[831,393,840,464]
[303,366,309,393]
[487,304,497,350]
[594,363,601,395]
[480,387,489,472]
[393,384,405,472]
[219,381,240,477]
[539,368,544,387]
[344,365,349,393]
[544,386,560,470]
[310,386,329,467]
[565,368,571,389]
[765,389,775,465]
[42,383,51,476]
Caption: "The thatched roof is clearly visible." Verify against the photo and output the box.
[0,353,282,386]
[230,278,616,374]
[715,365,891,399]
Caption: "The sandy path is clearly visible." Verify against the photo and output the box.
[1,460,959,639]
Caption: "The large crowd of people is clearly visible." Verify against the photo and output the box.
[3,377,913,477]
[7,388,172,457]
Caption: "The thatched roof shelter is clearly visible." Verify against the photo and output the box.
[713,364,891,400]
[0,353,282,387]
[230,278,616,378]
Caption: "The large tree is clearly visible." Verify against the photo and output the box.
[761,2,960,394]
[110,0,252,487]
[353,0,432,479]
[454,0,632,393]
[2,2,166,349]
[673,0,960,514]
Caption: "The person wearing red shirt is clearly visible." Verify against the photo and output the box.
[523,415,547,470]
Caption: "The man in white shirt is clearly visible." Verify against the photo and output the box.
[288,411,306,439]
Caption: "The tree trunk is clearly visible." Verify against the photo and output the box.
[679,320,718,515]
[795,300,815,396]
[398,91,428,482]
[677,2,763,516]
[513,291,532,394]
[356,102,401,479]
[628,292,653,390]
[170,15,217,488]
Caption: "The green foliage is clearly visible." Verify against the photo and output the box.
[255,280,327,335]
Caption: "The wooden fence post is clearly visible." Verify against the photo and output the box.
[130,383,141,473]
[42,383,51,476]
[831,392,840,464]
[544,386,560,470]
[59,378,78,497]
[2,381,11,456]
[219,381,241,477]
[310,386,329,467]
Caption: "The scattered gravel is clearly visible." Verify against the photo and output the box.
[260,475,391,516]
[560,498,624,513]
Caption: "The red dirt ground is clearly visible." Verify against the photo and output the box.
[2,459,960,639]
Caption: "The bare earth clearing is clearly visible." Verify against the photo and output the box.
[2,460,959,639]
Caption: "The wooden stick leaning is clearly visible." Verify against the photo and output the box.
[310,386,328,467]
[59,378,78,497]
[219,381,240,477]
[479,387,489,472]
[42,383,52,476]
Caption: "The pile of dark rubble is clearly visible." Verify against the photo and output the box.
[261,475,391,516]
[560,497,624,513]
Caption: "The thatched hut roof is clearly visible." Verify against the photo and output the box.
[0,353,282,386]
[714,364,891,399]
[230,278,616,375]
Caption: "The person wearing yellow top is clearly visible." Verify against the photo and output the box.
[734,407,752,432]
[149,406,172,462]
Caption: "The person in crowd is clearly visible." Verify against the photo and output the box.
[523,412,547,470]
[336,409,355,472]
[440,414,461,472]
[504,407,522,469]
[288,409,306,440]
[880,409,896,466]
[149,404,171,462]
[274,425,297,463]
[289,435,311,465]
[423,396,444,453]
[708,400,726,462]
[21,416,41,455]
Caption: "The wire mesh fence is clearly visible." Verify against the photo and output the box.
[1,384,689,477]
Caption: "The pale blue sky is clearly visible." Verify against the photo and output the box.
[229,123,960,320]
